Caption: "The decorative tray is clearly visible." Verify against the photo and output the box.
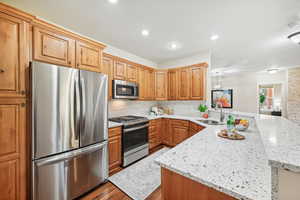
[217,130,245,140]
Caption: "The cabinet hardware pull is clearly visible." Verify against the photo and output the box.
[0,69,4,73]
[20,91,26,95]
[21,103,26,107]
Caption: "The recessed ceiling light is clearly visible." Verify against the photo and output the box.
[141,29,149,36]
[167,41,181,50]
[210,34,219,41]
[288,32,300,44]
[108,0,118,4]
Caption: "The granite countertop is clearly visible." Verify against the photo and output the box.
[108,121,123,128]
[147,113,300,200]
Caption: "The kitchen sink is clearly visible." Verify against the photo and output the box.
[197,119,224,125]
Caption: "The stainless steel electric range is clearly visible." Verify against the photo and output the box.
[109,115,149,167]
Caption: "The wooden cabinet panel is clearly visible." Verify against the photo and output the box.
[190,66,206,100]
[148,119,162,150]
[108,135,122,170]
[114,60,127,80]
[0,159,18,200]
[149,70,155,100]
[0,13,28,97]
[76,41,102,72]
[138,67,146,100]
[162,168,237,200]
[172,126,189,145]
[155,70,168,100]
[0,98,26,200]
[0,105,19,157]
[102,55,113,99]
[178,68,190,100]
[162,119,173,146]
[126,64,138,82]
[33,26,75,67]
[108,127,122,173]
[168,70,178,100]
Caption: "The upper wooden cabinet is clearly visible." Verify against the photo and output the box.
[155,70,168,100]
[0,13,28,98]
[33,26,75,67]
[178,67,190,100]
[190,66,206,100]
[126,64,138,82]
[168,69,178,100]
[76,41,103,72]
[114,60,127,80]
[138,67,146,100]
[102,54,114,99]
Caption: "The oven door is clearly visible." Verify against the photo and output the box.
[123,123,148,153]
[113,80,138,99]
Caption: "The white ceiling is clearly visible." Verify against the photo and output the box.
[2,0,300,70]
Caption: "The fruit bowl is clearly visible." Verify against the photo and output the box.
[235,119,249,131]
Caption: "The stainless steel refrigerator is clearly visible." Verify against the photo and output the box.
[31,61,108,200]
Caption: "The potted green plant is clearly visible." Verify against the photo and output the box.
[198,104,208,118]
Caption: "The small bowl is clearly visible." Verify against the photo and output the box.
[235,124,249,131]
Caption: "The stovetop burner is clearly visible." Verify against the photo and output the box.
[109,115,148,124]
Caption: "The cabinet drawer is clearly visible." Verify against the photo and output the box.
[171,119,189,127]
[109,127,122,138]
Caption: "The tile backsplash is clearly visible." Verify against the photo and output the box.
[108,100,158,118]
[158,100,205,116]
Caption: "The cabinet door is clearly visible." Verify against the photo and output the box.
[0,13,28,98]
[108,135,122,170]
[172,126,189,145]
[162,119,173,146]
[114,60,127,80]
[33,26,75,67]
[178,68,190,100]
[190,66,206,100]
[76,41,102,72]
[168,70,178,100]
[138,68,146,100]
[103,55,113,99]
[0,159,18,200]
[0,99,26,200]
[155,71,168,100]
[149,70,155,100]
[145,69,151,100]
[127,64,138,82]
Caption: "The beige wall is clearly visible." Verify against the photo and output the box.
[211,70,288,116]
[287,67,300,125]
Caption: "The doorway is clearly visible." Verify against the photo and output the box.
[258,84,283,116]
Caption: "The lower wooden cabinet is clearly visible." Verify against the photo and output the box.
[189,121,205,137]
[148,119,162,150]
[161,118,173,146]
[161,168,237,200]
[170,119,189,146]
[108,127,122,175]
[0,98,27,200]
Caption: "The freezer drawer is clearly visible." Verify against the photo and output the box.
[32,142,108,200]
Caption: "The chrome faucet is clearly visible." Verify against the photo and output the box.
[216,102,225,123]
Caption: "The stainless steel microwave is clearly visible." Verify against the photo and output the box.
[113,80,139,99]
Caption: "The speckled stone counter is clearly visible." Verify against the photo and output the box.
[149,113,300,200]
[108,121,123,128]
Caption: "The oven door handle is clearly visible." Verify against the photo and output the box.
[124,124,149,133]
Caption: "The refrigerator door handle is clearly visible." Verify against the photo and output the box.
[74,77,81,140]
[35,142,107,167]
[80,77,87,132]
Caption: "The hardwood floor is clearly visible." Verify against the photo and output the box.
[80,182,161,200]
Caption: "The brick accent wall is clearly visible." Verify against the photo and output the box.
[288,68,300,125]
